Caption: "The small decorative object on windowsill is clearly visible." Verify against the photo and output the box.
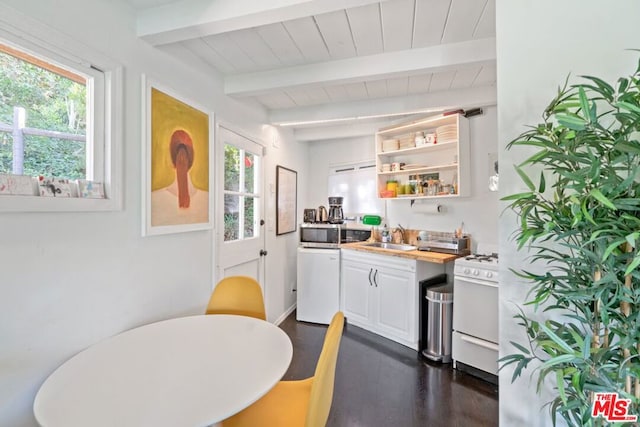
[0,174,36,196]
[77,180,105,199]
[38,176,73,198]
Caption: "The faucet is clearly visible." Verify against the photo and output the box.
[393,224,406,244]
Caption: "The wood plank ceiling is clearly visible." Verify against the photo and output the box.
[129,0,496,132]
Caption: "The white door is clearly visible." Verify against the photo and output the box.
[216,125,266,290]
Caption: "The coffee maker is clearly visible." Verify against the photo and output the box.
[328,196,344,224]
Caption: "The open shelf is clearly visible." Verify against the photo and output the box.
[375,113,469,200]
[377,140,458,157]
[378,163,458,176]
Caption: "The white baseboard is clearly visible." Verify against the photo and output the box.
[274,303,296,326]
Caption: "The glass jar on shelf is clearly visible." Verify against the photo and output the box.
[408,175,418,195]
[396,180,406,195]
[442,183,452,195]
[386,180,398,197]
[426,179,439,196]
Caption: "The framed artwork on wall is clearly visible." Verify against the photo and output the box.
[141,75,214,236]
[275,165,297,236]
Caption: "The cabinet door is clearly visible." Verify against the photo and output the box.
[340,259,373,326]
[373,266,415,342]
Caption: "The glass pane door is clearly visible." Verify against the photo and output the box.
[223,142,260,242]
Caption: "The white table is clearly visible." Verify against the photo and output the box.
[33,315,293,427]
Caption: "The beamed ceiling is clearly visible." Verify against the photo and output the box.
[126,0,496,139]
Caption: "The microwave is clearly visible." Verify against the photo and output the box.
[299,223,343,248]
[299,223,370,248]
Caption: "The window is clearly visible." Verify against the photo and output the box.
[223,143,260,241]
[328,161,383,218]
[0,43,89,179]
[0,15,121,212]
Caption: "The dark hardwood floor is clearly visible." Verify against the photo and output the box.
[279,311,499,427]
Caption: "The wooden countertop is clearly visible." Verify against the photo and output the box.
[340,242,461,264]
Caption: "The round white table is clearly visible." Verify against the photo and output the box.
[33,315,293,427]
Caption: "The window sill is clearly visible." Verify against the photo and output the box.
[0,195,121,213]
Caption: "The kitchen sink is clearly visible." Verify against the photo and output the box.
[361,242,417,251]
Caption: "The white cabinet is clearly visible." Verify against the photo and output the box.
[375,265,415,341]
[340,249,445,350]
[375,113,470,200]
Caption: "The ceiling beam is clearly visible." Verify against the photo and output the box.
[269,85,497,126]
[293,120,401,142]
[138,0,391,46]
[225,38,496,97]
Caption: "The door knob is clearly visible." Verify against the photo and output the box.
[260,219,265,226]
[259,249,268,257]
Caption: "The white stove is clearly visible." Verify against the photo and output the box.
[454,253,499,282]
[452,245,499,382]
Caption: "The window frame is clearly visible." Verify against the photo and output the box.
[328,160,383,219]
[222,142,261,242]
[0,8,122,212]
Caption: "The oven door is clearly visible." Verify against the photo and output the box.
[452,275,498,343]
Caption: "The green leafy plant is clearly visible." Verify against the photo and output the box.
[0,49,86,178]
[501,56,640,426]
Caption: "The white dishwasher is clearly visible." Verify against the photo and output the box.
[296,247,340,325]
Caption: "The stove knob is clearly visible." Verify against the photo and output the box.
[486,271,493,279]
[464,268,470,274]
[473,269,479,276]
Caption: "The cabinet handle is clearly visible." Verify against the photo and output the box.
[373,269,378,287]
[460,334,499,351]
[368,268,373,287]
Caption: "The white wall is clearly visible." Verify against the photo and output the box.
[306,106,499,250]
[306,134,376,210]
[497,1,640,425]
[0,1,305,426]
[263,126,308,321]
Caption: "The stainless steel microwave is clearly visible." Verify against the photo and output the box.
[299,223,370,248]
[299,223,343,248]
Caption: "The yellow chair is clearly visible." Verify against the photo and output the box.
[205,276,266,321]
[222,311,345,427]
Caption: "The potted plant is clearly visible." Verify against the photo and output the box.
[501,57,640,426]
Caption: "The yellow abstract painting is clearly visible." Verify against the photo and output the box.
[148,86,210,230]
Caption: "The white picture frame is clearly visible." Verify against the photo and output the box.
[141,75,214,236]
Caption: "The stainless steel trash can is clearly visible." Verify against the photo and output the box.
[422,284,454,363]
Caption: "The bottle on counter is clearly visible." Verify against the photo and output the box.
[381,224,390,243]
